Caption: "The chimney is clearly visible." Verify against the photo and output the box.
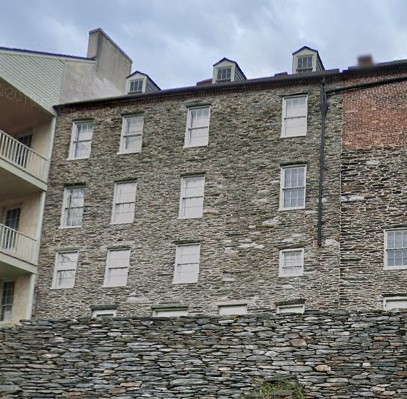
[357,54,374,68]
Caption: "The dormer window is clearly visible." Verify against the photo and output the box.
[129,79,143,94]
[216,67,232,83]
[292,46,325,74]
[126,71,161,95]
[212,58,246,84]
[297,55,313,73]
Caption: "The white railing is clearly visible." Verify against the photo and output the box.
[0,130,48,183]
[0,223,37,264]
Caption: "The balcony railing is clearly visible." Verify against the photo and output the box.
[0,223,37,264]
[0,130,48,183]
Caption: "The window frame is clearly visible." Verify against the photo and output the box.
[384,229,407,270]
[383,296,407,311]
[68,121,94,160]
[52,251,79,289]
[216,66,232,83]
[281,95,308,138]
[279,248,304,277]
[280,165,307,210]
[173,243,201,284]
[119,115,144,154]
[296,55,313,73]
[104,249,131,287]
[153,308,188,317]
[111,181,137,224]
[60,186,85,228]
[184,106,210,148]
[179,175,205,219]
[276,304,305,314]
[127,78,145,94]
[0,281,14,322]
[218,304,247,315]
[91,309,117,318]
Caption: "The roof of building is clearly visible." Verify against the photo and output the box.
[0,45,92,61]
[55,68,340,110]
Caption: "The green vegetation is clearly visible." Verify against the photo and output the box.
[245,379,305,399]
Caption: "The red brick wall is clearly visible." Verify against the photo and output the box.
[343,75,407,148]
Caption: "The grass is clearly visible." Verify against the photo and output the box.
[245,379,305,399]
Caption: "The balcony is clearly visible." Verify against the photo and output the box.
[0,223,37,274]
[0,130,48,199]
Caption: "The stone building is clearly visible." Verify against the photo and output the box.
[0,28,132,324]
[34,48,407,319]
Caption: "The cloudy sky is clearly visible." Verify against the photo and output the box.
[1,0,407,89]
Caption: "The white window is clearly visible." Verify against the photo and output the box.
[383,296,407,311]
[384,230,407,270]
[69,121,94,159]
[174,244,200,284]
[218,304,247,315]
[216,67,232,82]
[0,281,14,322]
[128,79,144,94]
[280,166,306,209]
[297,56,313,73]
[279,249,304,277]
[92,309,117,317]
[153,308,188,317]
[53,252,78,289]
[185,107,210,148]
[281,96,307,137]
[112,182,137,224]
[179,175,205,218]
[119,115,144,154]
[104,249,130,287]
[61,187,85,227]
[277,304,305,314]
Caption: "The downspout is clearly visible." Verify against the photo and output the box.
[318,79,328,247]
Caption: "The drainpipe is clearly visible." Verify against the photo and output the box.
[318,79,328,247]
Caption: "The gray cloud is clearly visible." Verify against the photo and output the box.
[1,0,407,89]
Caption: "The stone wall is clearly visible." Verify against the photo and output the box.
[1,311,406,398]
[35,78,343,319]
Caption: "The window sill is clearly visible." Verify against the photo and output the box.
[280,133,307,138]
[51,286,74,290]
[102,284,129,288]
[67,157,90,161]
[117,151,141,155]
[172,281,198,285]
[59,225,82,229]
[278,273,304,278]
[110,221,134,225]
[278,206,306,211]
[183,144,209,149]
[383,266,407,271]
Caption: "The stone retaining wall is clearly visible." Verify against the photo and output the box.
[1,311,406,398]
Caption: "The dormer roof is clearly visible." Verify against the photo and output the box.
[126,71,160,94]
[292,46,325,74]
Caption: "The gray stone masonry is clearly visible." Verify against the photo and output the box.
[35,80,343,319]
[0,311,406,398]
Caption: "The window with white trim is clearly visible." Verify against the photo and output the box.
[280,166,306,209]
[153,308,188,317]
[179,175,205,218]
[173,244,200,284]
[104,249,130,287]
[385,230,407,270]
[185,107,210,148]
[279,249,304,277]
[281,96,307,137]
[216,67,232,82]
[383,296,407,311]
[69,121,94,159]
[112,182,137,224]
[297,56,313,73]
[218,304,247,315]
[128,79,144,94]
[277,304,305,314]
[92,309,117,317]
[0,281,14,322]
[53,252,78,289]
[61,187,85,227]
[120,115,144,154]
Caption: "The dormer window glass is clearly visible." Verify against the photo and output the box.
[297,55,313,73]
[129,79,143,94]
[216,67,232,83]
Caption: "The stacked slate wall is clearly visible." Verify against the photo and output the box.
[1,311,406,398]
